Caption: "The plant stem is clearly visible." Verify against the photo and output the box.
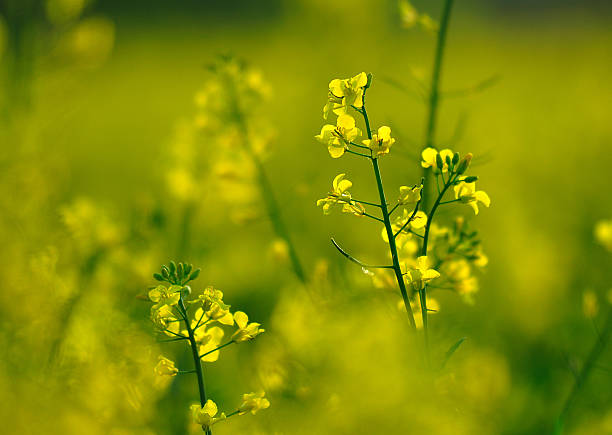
[419,172,456,364]
[358,93,416,329]
[200,340,235,360]
[422,0,455,212]
[372,158,416,329]
[178,297,212,435]
[554,308,612,435]
[232,103,306,284]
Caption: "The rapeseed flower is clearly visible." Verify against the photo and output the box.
[238,391,270,415]
[363,126,395,157]
[453,178,491,215]
[315,114,361,158]
[232,311,265,343]
[317,174,365,216]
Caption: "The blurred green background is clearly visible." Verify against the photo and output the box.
[1,0,611,434]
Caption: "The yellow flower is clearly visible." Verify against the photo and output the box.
[192,287,234,326]
[154,356,179,377]
[362,126,395,157]
[324,72,368,118]
[421,147,454,172]
[398,184,422,206]
[595,219,612,251]
[197,326,225,362]
[150,304,177,330]
[316,174,365,216]
[453,178,491,215]
[231,311,264,343]
[190,400,226,429]
[315,114,361,158]
[405,256,440,290]
[149,285,181,307]
[238,391,270,415]
[383,209,427,243]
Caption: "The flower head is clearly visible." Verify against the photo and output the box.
[323,72,368,118]
[363,126,395,157]
[315,114,361,158]
[454,178,491,215]
[149,285,181,307]
[192,287,234,326]
[316,174,365,216]
[398,184,422,206]
[405,256,440,291]
[238,391,271,415]
[421,147,454,173]
[231,311,264,343]
[154,356,179,377]
[191,400,226,429]
[197,326,225,362]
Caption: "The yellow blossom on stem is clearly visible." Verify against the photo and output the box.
[453,178,491,215]
[405,256,440,291]
[191,400,226,429]
[323,72,368,118]
[398,184,422,206]
[238,391,270,415]
[316,173,365,216]
[421,147,454,173]
[315,114,361,158]
[149,285,181,307]
[197,326,225,362]
[231,311,264,343]
[154,356,179,377]
[363,126,395,157]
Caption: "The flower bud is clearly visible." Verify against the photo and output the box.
[452,152,460,165]
[456,153,473,175]
[463,175,478,183]
[435,153,444,170]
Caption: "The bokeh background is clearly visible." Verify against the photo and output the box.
[1,0,611,434]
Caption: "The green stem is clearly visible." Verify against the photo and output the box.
[372,158,416,329]
[358,91,416,329]
[422,0,455,212]
[178,297,212,435]
[199,340,235,360]
[419,172,456,364]
[363,212,385,223]
[554,308,612,434]
[233,113,306,284]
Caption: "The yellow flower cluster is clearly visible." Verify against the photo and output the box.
[147,261,268,432]
[164,56,273,223]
